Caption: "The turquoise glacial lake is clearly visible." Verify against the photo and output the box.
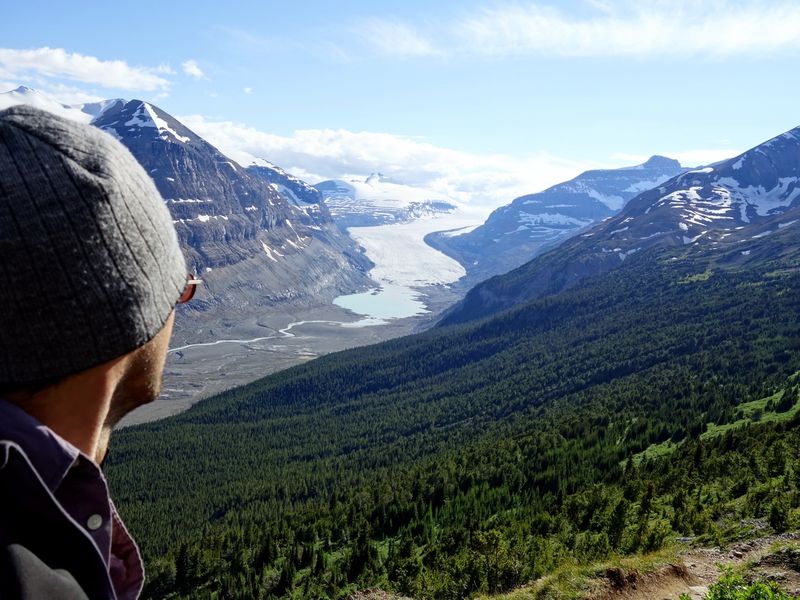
[333,284,428,320]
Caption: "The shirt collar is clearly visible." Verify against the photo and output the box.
[0,398,81,492]
[0,398,146,599]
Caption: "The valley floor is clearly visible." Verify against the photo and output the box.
[118,283,463,427]
[121,213,481,428]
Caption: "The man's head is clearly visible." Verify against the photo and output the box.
[0,105,188,455]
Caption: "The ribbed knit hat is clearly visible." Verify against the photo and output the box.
[0,105,187,384]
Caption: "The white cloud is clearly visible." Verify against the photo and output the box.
[154,64,175,75]
[356,19,440,58]
[0,47,171,91]
[362,2,800,58]
[37,83,106,105]
[182,59,205,80]
[243,87,253,94]
[178,114,600,206]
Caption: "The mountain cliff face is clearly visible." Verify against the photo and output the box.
[246,159,325,207]
[428,156,685,284]
[442,127,800,325]
[91,100,372,339]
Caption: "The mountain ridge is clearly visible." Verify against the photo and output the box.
[427,155,685,284]
[440,125,800,326]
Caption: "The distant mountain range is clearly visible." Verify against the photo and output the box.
[0,87,373,343]
[442,125,800,325]
[314,173,459,228]
[13,85,797,348]
[428,155,685,284]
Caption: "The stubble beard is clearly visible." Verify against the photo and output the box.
[99,313,174,460]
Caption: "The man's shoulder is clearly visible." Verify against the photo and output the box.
[0,537,89,600]
[0,440,115,599]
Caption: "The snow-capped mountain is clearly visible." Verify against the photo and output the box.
[561,129,800,266]
[428,156,685,283]
[91,100,371,332]
[314,173,459,228]
[1,87,373,341]
[93,99,202,146]
[442,126,800,325]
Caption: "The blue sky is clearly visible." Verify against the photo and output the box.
[2,1,799,205]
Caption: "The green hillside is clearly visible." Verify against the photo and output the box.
[106,231,800,599]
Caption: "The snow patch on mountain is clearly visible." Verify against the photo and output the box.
[80,98,123,120]
[120,102,191,143]
[518,212,594,227]
[623,175,677,194]
[715,176,800,217]
[655,186,738,233]
[260,241,283,262]
[249,158,321,201]
[271,183,305,206]
[587,188,626,210]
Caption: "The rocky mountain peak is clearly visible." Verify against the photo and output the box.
[92,99,198,145]
[640,155,682,170]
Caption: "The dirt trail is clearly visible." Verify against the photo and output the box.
[347,590,413,600]
[347,533,800,600]
[593,533,800,600]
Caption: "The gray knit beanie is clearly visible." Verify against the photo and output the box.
[0,104,187,384]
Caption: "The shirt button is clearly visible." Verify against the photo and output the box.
[86,514,103,531]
